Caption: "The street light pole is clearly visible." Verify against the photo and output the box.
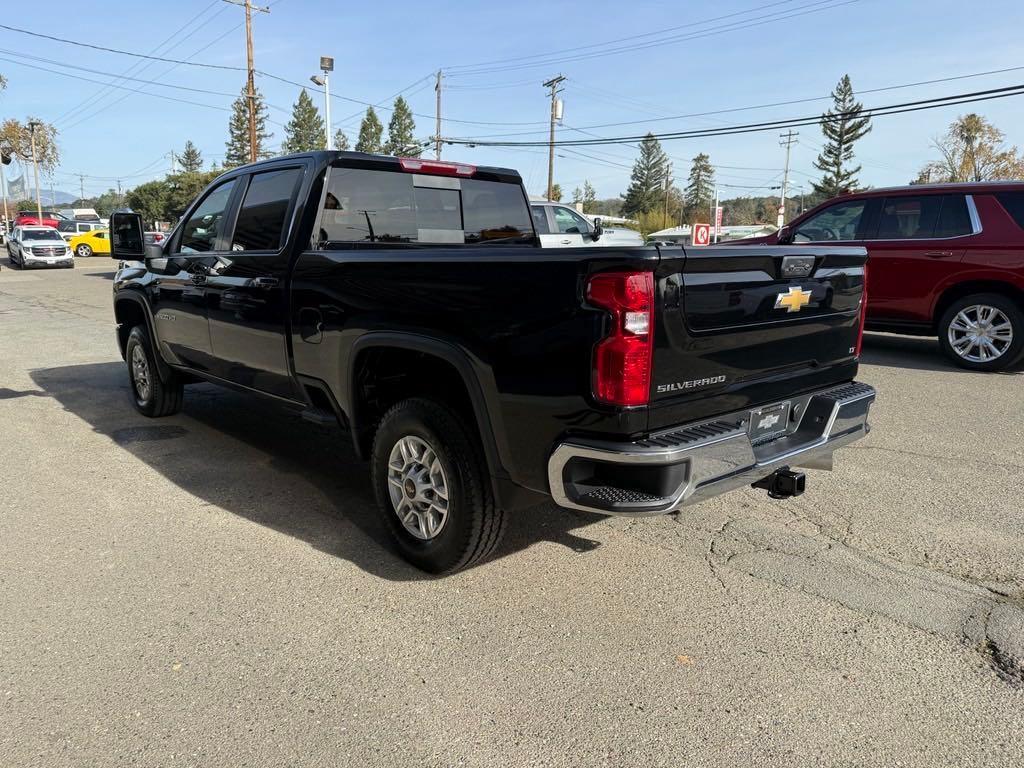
[28,121,42,223]
[312,56,335,151]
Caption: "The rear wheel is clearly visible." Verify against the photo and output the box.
[125,325,184,416]
[370,398,505,574]
[938,293,1024,371]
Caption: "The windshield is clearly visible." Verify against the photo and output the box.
[23,230,63,241]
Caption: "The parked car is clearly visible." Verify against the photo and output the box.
[110,151,874,573]
[69,228,110,257]
[7,226,74,268]
[58,219,103,242]
[729,182,1024,371]
[531,201,643,247]
[144,231,168,246]
[57,207,102,222]
[15,210,63,229]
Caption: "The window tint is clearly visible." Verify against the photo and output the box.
[531,206,551,234]
[23,230,63,241]
[318,168,533,246]
[231,167,302,251]
[996,191,1024,230]
[553,206,589,234]
[793,200,866,242]
[934,195,973,237]
[179,179,237,253]
[876,195,943,240]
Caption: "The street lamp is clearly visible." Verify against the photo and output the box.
[28,121,43,223]
[311,55,334,151]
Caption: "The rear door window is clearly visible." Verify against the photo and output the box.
[231,167,303,251]
[876,195,943,239]
[933,195,973,238]
[318,168,533,246]
[531,206,551,234]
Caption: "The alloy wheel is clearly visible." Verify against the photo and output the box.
[386,435,450,540]
[947,304,1014,363]
[131,345,151,402]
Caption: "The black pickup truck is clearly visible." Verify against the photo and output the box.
[109,151,875,573]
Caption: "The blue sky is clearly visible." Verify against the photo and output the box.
[2,0,1023,201]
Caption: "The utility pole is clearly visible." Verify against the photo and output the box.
[434,70,443,160]
[543,74,566,201]
[78,174,86,202]
[0,146,10,233]
[224,0,270,163]
[713,186,720,243]
[778,130,798,228]
[28,120,42,222]
[167,150,177,175]
[116,179,123,208]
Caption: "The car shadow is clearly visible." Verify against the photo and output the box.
[30,362,607,581]
[81,269,116,279]
[861,332,1024,374]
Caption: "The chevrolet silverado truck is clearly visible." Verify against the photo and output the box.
[109,151,875,573]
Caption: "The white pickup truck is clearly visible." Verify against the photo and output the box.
[530,201,643,248]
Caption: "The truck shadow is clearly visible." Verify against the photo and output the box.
[861,332,1024,374]
[30,362,606,581]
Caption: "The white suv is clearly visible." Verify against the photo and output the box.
[7,226,74,269]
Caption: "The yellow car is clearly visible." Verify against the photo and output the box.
[69,229,110,258]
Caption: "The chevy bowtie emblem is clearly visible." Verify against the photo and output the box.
[775,286,812,313]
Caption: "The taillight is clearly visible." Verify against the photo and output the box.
[587,270,655,407]
[855,261,868,357]
[398,157,476,177]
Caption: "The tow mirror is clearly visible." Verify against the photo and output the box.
[777,224,791,244]
[110,212,145,260]
[592,216,603,241]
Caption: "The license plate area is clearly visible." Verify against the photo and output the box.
[748,401,790,442]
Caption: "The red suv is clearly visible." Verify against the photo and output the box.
[15,210,62,229]
[738,183,1024,371]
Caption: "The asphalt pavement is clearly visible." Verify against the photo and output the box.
[1,259,1022,767]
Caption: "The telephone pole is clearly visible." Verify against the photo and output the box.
[778,130,798,228]
[543,74,566,201]
[28,120,42,222]
[78,174,86,202]
[434,70,443,160]
[224,0,270,163]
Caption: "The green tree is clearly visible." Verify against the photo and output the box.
[384,96,420,156]
[0,117,60,172]
[165,169,223,220]
[355,107,384,154]
[684,153,714,221]
[334,129,350,151]
[225,87,273,167]
[282,89,326,153]
[125,180,170,226]
[622,134,671,217]
[915,113,1024,183]
[812,74,872,197]
[581,180,597,213]
[180,140,203,173]
[549,183,563,202]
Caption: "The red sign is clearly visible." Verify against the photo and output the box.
[692,222,710,246]
[714,206,723,235]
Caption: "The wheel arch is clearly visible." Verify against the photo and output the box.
[933,280,1024,329]
[113,292,173,379]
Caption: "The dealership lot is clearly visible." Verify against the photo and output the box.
[1,261,1022,766]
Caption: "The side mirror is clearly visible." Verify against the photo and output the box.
[592,216,603,241]
[777,225,792,244]
[110,212,145,260]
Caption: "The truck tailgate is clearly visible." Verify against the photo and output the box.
[648,244,867,431]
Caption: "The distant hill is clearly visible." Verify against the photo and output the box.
[14,188,80,206]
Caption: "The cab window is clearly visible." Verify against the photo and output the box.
[553,206,590,234]
[231,167,303,251]
[531,206,551,234]
[179,179,238,253]
[793,200,867,242]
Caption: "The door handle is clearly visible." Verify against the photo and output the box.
[924,250,954,258]
[560,239,572,245]
[251,277,280,289]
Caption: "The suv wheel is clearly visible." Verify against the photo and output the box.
[938,293,1024,371]
[371,398,505,574]
[124,325,184,416]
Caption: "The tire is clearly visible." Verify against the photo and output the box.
[938,293,1024,372]
[124,325,184,417]
[370,398,505,574]
[75,244,92,258]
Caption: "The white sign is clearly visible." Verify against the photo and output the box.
[692,222,711,247]
[714,207,723,235]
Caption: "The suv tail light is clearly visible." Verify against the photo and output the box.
[855,262,868,357]
[587,270,655,407]
[398,158,476,177]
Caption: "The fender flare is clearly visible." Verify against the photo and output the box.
[346,332,512,481]
[113,291,174,380]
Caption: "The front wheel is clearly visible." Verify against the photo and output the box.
[124,325,184,416]
[938,293,1024,371]
[370,398,505,574]
[75,244,92,258]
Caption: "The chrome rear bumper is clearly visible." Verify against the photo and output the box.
[547,381,875,516]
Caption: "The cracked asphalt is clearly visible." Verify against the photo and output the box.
[1,260,1023,767]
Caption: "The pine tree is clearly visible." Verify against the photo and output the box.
[225,87,273,167]
[581,180,597,213]
[282,89,326,153]
[180,140,202,173]
[334,129,350,151]
[684,153,715,219]
[355,107,384,154]
[812,74,871,197]
[622,134,671,217]
[384,97,420,157]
